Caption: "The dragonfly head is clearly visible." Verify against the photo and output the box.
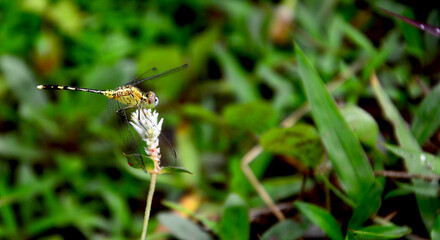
[143,91,159,108]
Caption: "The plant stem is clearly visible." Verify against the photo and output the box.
[141,173,158,240]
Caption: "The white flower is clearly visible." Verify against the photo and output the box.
[130,108,163,173]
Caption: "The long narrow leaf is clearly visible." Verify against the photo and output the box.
[158,212,212,240]
[411,83,440,144]
[220,194,249,240]
[295,44,374,201]
[371,73,440,231]
[348,225,411,239]
[294,201,343,240]
[432,216,440,240]
[213,44,259,102]
[386,145,440,176]
[348,181,383,229]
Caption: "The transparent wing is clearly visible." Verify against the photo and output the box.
[126,64,188,87]
[109,100,178,169]
[108,99,148,172]
[122,67,158,87]
[158,131,178,167]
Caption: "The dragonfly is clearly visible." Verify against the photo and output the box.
[37,64,187,172]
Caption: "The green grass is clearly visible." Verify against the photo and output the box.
[0,0,439,239]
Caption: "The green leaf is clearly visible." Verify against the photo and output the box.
[47,0,83,36]
[411,83,440,144]
[220,194,249,240]
[362,31,399,80]
[371,74,440,231]
[180,104,221,125]
[392,182,438,198]
[295,44,374,201]
[432,215,440,240]
[0,182,18,234]
[0,174,58,207]
[425,11,440,62]
[261,219,309,240]
[386,145,440,176]
[160,166,193,175]
[348,225,411,239]
[176,125,200,185]
[250,175,314,207]
[348,181,383,229]
[99,32,132,63]
[157,212,212,240]
[341,105,379,148]
[0,134,42,160]
[399,8,424,57]
[0,55,47,107]
[338,15,376,56]
[260,124,323,167]
[223,102,277,134]
[162,200,219,234]
[213,44,259,102]
[123,153,154,172]
[189,28,219,73]
[294,201,343,240]
[256,64,297,112]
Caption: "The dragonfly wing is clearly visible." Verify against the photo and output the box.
[158,133,178,167]
[127,64,188,87]
[122,67,159,87]
[110,100,148,172]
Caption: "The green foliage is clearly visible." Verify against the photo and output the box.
[249,175,314,207]
[160,166,193,175]
[411,83,440,144]
[348,225,412,239]
[341,105,379,148]
[1,0,439,239]
[219,194,249,240]
[124,153,154,172]
[386,145,440,176]
[372,75,440,230]
[432,216,440,240]
[294,201,344,240]
[260,124,323,167]
[296,44,375,201]
[348,181,383,229]
[261,219,309,240]
[223,102,277,134]
[157,212,212,240]
[162,200,219,234]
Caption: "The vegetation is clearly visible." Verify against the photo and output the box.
[0,0,439,239]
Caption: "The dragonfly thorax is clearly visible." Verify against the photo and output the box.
[110,86,158,109]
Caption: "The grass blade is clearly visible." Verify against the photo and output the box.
[411,83,440,144]
[371,73,440,231]
[294,201,343,240]
[220,194,249,240]
[295,44,374,201]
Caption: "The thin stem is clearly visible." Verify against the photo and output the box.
[141,173,158,240]
[241,145,286,221]
[375,170,440,181]
[317,173,356,208]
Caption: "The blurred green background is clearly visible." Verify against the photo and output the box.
[1,0,440,239]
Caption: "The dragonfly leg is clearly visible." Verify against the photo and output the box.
[116,105,136,117]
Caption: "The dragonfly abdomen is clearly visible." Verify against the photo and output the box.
[37,85,105,95]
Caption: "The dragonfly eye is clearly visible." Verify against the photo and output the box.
[154,97,159,107]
